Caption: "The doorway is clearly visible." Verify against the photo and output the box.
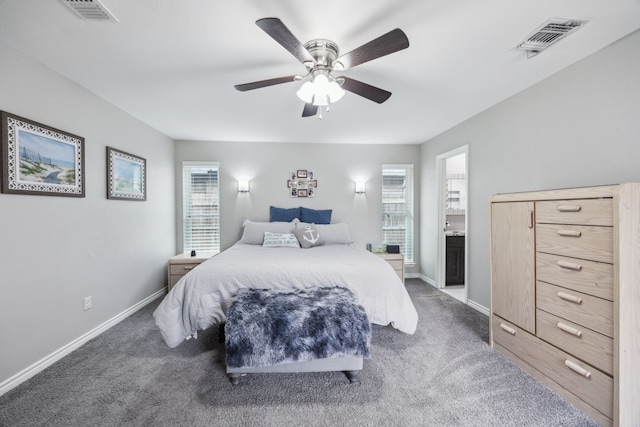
[436,146,468,303]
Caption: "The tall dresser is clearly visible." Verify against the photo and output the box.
[489,184,640,427]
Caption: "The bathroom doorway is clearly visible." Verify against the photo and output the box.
[436,146,468,303]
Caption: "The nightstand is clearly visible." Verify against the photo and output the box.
[167,252,215,291]
[377,253,404,283]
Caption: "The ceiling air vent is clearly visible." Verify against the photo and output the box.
[59,0,118,21]
[515,18,586,58]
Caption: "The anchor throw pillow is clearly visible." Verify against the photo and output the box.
[294,224,325,248]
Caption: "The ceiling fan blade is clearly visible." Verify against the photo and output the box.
[340,77,392,104]
[302,103,318,117]
[234,75,298,92]
[336,28,409,70]
[256,18,315,65]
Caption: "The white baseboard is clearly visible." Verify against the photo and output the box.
[466,299,490,316]
[410,275,489,316]
[0,288,166,397]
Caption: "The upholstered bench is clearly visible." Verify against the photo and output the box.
[225,286,371,385]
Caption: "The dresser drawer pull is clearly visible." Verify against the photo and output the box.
[557,291,583,304]
[557,322,583,337]
[564,360,592,378]
[557,260,582,271]
[556,229,582,237]
[556,205,582,212]
[499,323,517,335]
[183,266,195,271]
[527,210,534,229]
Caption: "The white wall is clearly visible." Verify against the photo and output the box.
[420,29,640,310]
[0,42,176,388]
[174,140,421,270]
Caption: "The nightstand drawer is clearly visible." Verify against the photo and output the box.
[169,263,200,275]
[167,252,215,291]
[536,199,613,226]
[536,223,613,264]
[536,281,613,338]
[385,260,403,271]
[376,253,404,282]
[536,252,613,301]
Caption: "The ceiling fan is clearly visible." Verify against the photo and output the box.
[234,18,409,118]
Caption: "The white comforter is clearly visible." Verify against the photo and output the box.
[153,243,418,348]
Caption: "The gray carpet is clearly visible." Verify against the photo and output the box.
[0,280,598,426]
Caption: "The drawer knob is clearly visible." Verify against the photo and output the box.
[499,323,517,335]
[557,260,583,271]
[556,229,582,237]
[183,266,194,270]
[564,359,592,378]
[557,291,583,305]
[557,205,582,212]
[557,322,583,337]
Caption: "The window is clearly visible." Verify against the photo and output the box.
[382,164,414,264]
[182,161,220,253]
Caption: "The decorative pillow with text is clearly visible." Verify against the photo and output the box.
[262,232,300,248]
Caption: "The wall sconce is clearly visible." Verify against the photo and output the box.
[355,181,366,194]
[238,180,250,193]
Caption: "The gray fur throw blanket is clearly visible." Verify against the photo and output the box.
[225,287,371,369]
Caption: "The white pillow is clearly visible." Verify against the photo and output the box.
[296,222,352,244]
[240,219,298,244]
[262,232,300,248]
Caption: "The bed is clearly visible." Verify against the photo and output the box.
[153,219,418,379]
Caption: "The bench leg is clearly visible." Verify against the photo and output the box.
[344,370,360,383]
[229,373,242,385]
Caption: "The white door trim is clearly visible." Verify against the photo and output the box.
[436,145,469,293]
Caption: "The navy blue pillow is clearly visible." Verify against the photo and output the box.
[270,206,301,222]
[300,207,332,224]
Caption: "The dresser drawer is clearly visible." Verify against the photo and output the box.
[492,316,613,419]
[536,252,613,301]
[536,309,613,376]
[536,199,613,226]
[536,223,613,264]
[169,263,200,275]
[536,281,613,338]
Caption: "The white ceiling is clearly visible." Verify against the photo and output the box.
[1,0,639,144]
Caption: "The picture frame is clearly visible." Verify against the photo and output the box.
[1,111,85,197]
[288,169,316,198]
[106,146,146,201]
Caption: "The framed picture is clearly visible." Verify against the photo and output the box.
[106,146,146,201]
[1,111,85,197]
[288,169,316,197]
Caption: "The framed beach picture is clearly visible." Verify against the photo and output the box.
[106,147,146,201]
[1,111,85,197]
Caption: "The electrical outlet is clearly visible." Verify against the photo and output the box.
[84,296,92,311]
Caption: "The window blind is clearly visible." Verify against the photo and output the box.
[182,161,220,253]
[382,164,414,263]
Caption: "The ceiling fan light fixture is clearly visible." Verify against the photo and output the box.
[296,81,315,103]
[296,73,345,107]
